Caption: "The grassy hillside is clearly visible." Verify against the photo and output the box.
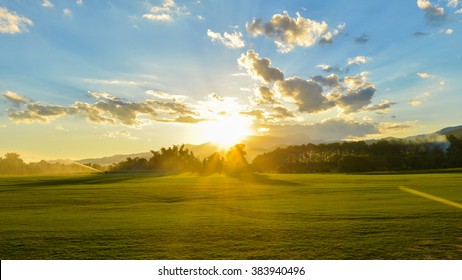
[1,173,461,259]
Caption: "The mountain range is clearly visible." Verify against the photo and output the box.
[77,125,462,166]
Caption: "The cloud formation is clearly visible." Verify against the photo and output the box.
[143,0,189,22]
[4,91,200,126]
[238,51,386,117]
[238,50,284,83]
[275,77,332,113]
[417,0,446,24]
[207,29,245,48]
[0,7,33,34]
[2,91,31,106]
[246,12,331,52]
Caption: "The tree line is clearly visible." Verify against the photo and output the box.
[252,135,462,173]
[110,144,251,174]
[0,153,102,175]
[2,134,461,175]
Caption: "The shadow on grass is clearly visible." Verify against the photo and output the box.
[226,172,300,186]
[0,173,168,189]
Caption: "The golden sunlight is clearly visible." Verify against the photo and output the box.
[199,115,253,147]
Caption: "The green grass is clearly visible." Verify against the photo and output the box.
[1,173,462,259]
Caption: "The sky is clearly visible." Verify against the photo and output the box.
[1,0,462,161]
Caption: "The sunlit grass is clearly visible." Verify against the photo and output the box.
[1,173,462,259]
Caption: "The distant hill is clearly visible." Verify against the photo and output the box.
[77,125,461,166]
[436,125,462,138]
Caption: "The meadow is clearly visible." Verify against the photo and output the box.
[1,173,461,259]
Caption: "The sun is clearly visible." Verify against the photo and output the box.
[199,115,253,147]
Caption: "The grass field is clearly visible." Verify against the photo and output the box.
[1,173,462,259]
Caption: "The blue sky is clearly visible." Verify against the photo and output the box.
[1,0,461,160]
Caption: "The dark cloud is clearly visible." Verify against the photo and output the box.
[275,77,333,113]
[238,50,284,83]
[272,106,296,118]
[337,86,376,114]
[365,100,396,113]
[354,33,370,44]
[311,74,340,88]
[413,31,429,37]
[254,86,278,104]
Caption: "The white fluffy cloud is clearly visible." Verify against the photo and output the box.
[347,56,371,66]
[143,0,189,22]
[238,50,284,83]
[246,11,330,52]
[41,0,53,8]
[417,0,446,24]
[0,7,33,34]
[207,29,245,48]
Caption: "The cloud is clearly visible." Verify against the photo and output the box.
[207,92,224,102]
[5,91,200,126]
[104,130,139,140]
[317,64,343,73]
[364,100,396,113]
[443,28,454,35]
[207,29,245,48]
[76,0,84,6]
[253,86,278,104]
[267,118,379,141]
[63,8,72,16]
[157,115,205,123]
[378,121,416,134]
[143,0,189,22]
[448,0,459,8]
[311,74,340,88]
[238,50,284,83]
[272,106,296,118]
[337,86,376,113]
[41,0,53,8]
[456,8,462,14]
[275,77,333,113]
[417,72,431,78]
[8,103,70,123]
[319,23,346,45]
[347,56,371,66]
[85,78,141,86]
[145,90,187,100]
[0,7,33,34]
[355,33,370,44]
[2,91,31,106]
[246,11,330,52]
[417,0,446,24]
[413,31,429,37]
[409,92,430,106]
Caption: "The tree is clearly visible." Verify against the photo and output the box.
[201,152,224,174]
[224,144,251,174]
